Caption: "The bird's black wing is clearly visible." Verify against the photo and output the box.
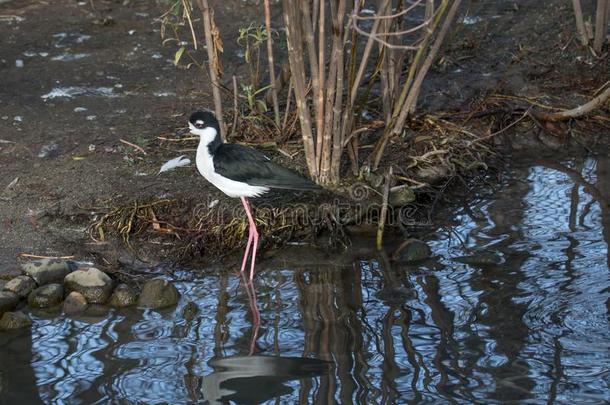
[213,144,321,190]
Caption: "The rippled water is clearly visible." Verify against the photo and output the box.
[1,154,609,404]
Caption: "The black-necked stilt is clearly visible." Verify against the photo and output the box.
[188,110,321,280]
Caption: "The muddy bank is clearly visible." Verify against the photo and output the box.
[1,0,608,272]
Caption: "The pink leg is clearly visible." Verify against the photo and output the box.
[249,226,259,282]
[240,197,259,281]
[240,226,254,275]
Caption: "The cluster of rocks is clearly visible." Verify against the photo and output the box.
[0,259,181,331]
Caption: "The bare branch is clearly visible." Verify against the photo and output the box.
[282,0,317,177]
[263,0,280,126]
[593,0,609,53]
[196,0,225,140]
[571,0,589,45]
[353,0,424,20]
[532,85,610,122]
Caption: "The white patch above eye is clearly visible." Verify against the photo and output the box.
[196,120,204,126]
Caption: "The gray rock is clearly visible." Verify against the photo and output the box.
[21,259,74,285]
[389,185,415,207]
[138,278,180,309]
[108,283,137,307]
[3,275,37,298]
[395,239,432,263]
[0,291,19,316]
[0,280,5,290]
[63,291,88,315]
[0,311,32,330]
[64,267,113,304]
[27,284,64,308]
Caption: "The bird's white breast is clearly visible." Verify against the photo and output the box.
[195,132,268,198]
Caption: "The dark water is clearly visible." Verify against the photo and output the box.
[1,154,609,404]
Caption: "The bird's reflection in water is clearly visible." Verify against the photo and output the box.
[199,355,331,404]
[198,271,330,404]
[241,273,261,355]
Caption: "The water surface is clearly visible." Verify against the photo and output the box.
[1,154,609,404]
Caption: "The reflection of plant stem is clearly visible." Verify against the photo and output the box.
[214,274,230,357]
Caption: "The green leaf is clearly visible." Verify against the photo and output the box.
[174,46,186,66]
[255,99,268,112]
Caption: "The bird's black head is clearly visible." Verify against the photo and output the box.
[189,110,219,131]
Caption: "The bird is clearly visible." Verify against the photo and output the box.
[188,110,321,280]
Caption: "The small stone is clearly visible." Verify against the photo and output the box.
[64,267,114,304]
[63,291,88,315]
[108,283,137,307]
[0,311,32,330]
[389,185,416,207]
[395,239,432,263]
[3,275,37,298]
[182,301,199,321]
[21,259,74,285]
[0,291,19,316]
[454,251,503,266]
[27,284,64,309]
[138,278,180,309]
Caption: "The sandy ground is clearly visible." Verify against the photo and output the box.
[0,0,608,272]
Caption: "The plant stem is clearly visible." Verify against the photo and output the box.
[231,75,239,137]
[376,167,392,250]
[593,0,609,54]
[197,0,225,140]
[571,0,589,45]
[283,0,318,177]
[263,0,281,126]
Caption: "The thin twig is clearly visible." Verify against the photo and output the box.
[182,0,198,49]
[120,139,147,154]
[18,253,75,259]
[282,79,294,130]
[196,0,225,140]
[232,75,239,137]
[263,0,280,126]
